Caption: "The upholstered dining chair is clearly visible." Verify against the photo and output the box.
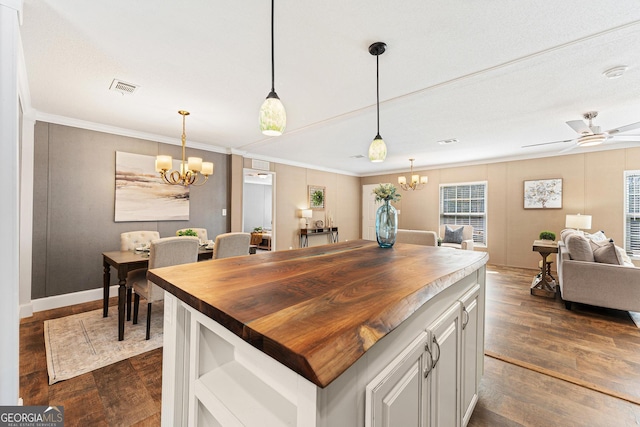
[213,232,251,259]
[132,236,199,340]
[120,230,160,321]
[176,227,208,243]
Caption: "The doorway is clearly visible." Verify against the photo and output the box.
[242,169,276,250]
[362,184,382,241]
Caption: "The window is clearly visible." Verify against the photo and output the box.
[624,171,640,257]
[440,182,487,246]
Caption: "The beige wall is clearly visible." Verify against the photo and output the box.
[232,158,361,251]
[363,147,640,269]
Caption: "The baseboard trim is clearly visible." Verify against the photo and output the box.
[29,285,119,315]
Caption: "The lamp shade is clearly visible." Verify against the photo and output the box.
[260,93,286,136]
[565,214,592,230]
[368,135,387,162]
[300,209,313,219]
[201,162,214,176]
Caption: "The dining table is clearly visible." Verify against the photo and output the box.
[102,247,214,341]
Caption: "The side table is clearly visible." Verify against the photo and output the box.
[531,240,558,298]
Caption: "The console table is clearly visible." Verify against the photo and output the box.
[300,227,338,247]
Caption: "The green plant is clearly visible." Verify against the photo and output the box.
[372,183,401,203]
[311,190,324,207]
[539,230,556,241]
[177,228,198,237]
[253,226,263,232]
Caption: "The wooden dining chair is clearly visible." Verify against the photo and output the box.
[212,232,251,259]
[132,236,199,340]
[120,231,160,321]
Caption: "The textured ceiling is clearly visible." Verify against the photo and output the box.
[19,0,640,176]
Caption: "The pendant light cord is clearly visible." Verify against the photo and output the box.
[270,0,275,93]
[376,54,380,135]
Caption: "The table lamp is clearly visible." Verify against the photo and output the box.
[300,209,313,228]
[565,213,592,232]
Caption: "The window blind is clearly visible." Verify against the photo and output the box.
[440,182,487,245]
[625,171,640,256]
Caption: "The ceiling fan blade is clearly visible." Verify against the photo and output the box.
[610,135,640,141]
[607,121,640,135]
[559,143,578,154]
[521,139,573,148]
[566,120,591,135]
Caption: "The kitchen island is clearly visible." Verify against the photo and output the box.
[148,240,488,427]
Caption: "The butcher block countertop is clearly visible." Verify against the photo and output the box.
[147,239,488,388]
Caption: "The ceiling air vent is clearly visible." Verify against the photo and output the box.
[252,159,270,171]
[109,79,139,95]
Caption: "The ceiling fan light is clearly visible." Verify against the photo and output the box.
[577,134,607,147]
[259,93,286,136]
[369,135,387,162]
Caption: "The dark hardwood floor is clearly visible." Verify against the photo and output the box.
[20,265,640,426]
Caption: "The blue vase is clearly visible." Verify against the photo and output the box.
[375,200,398,248]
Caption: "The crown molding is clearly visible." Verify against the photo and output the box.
[33,111,228,154]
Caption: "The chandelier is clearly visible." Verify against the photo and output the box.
[155,110,214,186]
[398,159,428,191]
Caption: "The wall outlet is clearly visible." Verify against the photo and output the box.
[222,208,227,216]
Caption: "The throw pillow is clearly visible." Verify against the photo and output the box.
[560,228,579,243]
[615,245,635,267]
[586,230,608,242]
[592,241,624,265]
[565,234,594,262]
[443,225,464,244]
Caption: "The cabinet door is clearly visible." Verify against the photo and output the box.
[460,284,481,426]
[366,332,429,427]
[427,302,462,427]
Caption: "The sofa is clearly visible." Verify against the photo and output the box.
[396,229,438,246]
[557,228,640,311]
[439,224,474,250]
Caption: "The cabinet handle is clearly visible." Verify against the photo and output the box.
[431,336,441,370]
[462,307,469,330]
[424,342,434,378]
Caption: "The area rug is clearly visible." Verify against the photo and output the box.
[44,302,164,385]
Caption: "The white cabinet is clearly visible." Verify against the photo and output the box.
[366,332,430,427]
[460,284,482,426]
[161,265,486,427]
[427,302,462,427]
[366,282,483,427]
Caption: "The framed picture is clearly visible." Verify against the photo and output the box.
[115,151,189,221]
[308,185,325,210]
[523,178,562,209]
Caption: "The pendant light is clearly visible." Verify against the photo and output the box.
[368,41,387,162]
[259,0,286,136]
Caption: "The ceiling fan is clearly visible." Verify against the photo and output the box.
[522,111,640,153]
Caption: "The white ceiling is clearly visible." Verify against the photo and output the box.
[19,0,640,176]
